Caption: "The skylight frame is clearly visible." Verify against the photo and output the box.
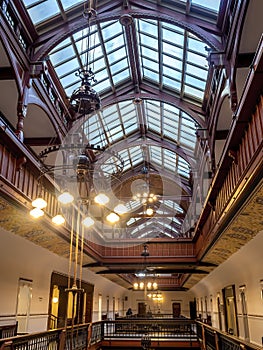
[137,18,210,103]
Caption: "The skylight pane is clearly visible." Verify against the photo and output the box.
[191,0,220,12]
[139,20,158,36]
[60,0,83,10]
[163,66,182,81]
[94,78,111,93]
[110,59,128,74]
[184,85,204,100]
[112,69,130,84]
[23,0,38,5]
[122,109,138,132]
[187,52,208,68]
[105,35,124,52]
[23,0,60,24]
[163,77,181,91]
[163,42,184,60]
[185,75,206,90]
[163,29,184,47]
[55,59,79,77]
[186,63,207,77]
[108,47,127,64]
[144,69,159,82]
[60,73,79,87]
[92,57,107,71]
[162,23,184,34]
[49,46,75,66]
[93,68,108,82]
[188,37,208,54]
[163,55,182,70]
[143,58,159,72]
[141,47,158,61]
[102,21,123,40]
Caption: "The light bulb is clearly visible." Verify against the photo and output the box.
[52,214,65,225]
[147,282,152,289]
[139,282,144,290]
[32,197,47,209]
[146,208,154,216]
[58,191,74,204]
[94,193,109,205]
[82,216,94,227]
[133,282,139,290]
[52,296,59,304]
[106,212,119,223]
[153,282,158,290]
[30,207,44,218]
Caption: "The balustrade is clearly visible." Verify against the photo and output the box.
[195,37,263,255]
[1,320,261,350]
[196,321,261,350]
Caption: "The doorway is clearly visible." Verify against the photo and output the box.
[239,286,250,341]
[138,302,146,317]
[48,272,94,329]
[222,285,239,336]
[172,302,181,318]
[217,295,222,330]
[189,300,197,319]
[16,278,32,334]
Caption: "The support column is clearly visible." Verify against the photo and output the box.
[15,76,30,142]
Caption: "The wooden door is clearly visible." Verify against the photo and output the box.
[138,302,146,317]
[172,302,181,318]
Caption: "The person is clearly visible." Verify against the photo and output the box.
[126,307,132,316]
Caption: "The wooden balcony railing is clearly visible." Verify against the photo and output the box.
[0,323,17,339]
[195,36,263,257]
[1,320,262,350]
[0,116,60,219]
[196,321,262,350]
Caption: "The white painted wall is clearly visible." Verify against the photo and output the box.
[127,290,194,317]
[190,229,263,347]
[0,228,127,332]
[3,224,262,345]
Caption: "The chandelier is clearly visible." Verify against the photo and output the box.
[29,143,126,326]
[69,1,101,118]
[147,292,163,302]
[30,142,125,225]
[132,163,158,217]
[133,244,158,291]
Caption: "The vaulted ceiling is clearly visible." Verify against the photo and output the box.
[0,0,262,291]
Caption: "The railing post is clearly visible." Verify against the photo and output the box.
[214,330,220,350]
[87,324,91,349]
[101,321,104,340]
[201,324,206,350]
[58,329,66,350]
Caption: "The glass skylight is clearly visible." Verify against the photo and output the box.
[49,20,130,96]
[20,0,221,241]
[22,0,60,24]
[137,19,210,102]
[191,0,221,12]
